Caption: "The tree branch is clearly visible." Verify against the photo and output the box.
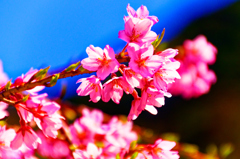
[0,54,129,101]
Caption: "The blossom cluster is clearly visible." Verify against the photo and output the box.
[0,107,179,159]
[77,4,180,120]
[0,68,63,155]
[0,3,220,159]
[168,35,217,98]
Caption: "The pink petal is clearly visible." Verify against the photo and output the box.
[134,18,152,38]
[111,85,123,104]
[90,85,102,103]
[81,58,100,71]
[158,140,176,150]
[10,131,23,150]
[104,45,115,59]
[118,30,130,43]
[136,5,149,18]
[126,4,136,16]
[145,105,157,115]
[86,45,103,59]
[24,129,41,149]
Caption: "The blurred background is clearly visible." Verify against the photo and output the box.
[0,0,240,158]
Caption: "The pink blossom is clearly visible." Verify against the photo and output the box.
[105,117,137,148]
[35,113,63,138]
[0,126,16,147]
[136,139,179,159]
[12,68,45,95]
[73,143,103,159]
[102,76,134,104]
[183,35,217,64]
[76,75,102,103]
[128,78,172,120]
[125,4,159,24]
[37,132,71,158]
[0,126,22,159]
[15,93,48,123]
[10,126,41,150]
[127,43,163,77]
[153,139,179,159]
[32,100,63,138]
[118,17,157,45]
[123,67,143,88]
[0,102,9,119]
[169,61,216,99]
[69,109,105,146]
[81,45,120,80]
[128,98,141,120]
[153,60,181,91]
[16,103,34,123]
[169,35,217,99]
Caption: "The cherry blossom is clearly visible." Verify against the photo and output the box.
[76,75,102,103]
[127,43,163,77]
[10,126,41,150]
[102,76,134,104]
[125,4,159,24]
[118,17,157,45]
[81,45,119,80]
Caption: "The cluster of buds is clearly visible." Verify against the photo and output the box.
[169,35,217,98]
[77,4,181,121]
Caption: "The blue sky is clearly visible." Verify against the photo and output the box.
[0,0,236,97]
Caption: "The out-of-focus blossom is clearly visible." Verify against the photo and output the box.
[137,139,179,159]
[73,143,103,159]
[0,126,22,159]
[35,113,63,138]
[81,45,119,80]
[76,75,102,103]
[70,108,137,158]
[169,35,217,99]
[183,35,217,64]
[37,132,71,158]
[69,109,105,146]
[169,62,216,98]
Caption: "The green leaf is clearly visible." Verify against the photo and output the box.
[22,94,30,102]
[130,141,137,150]
[220,143,234,158]
[206,144,218,156]
[116,154,120,159]
[78,65,85,72]
[34,66,50,80]
[5,80,12,91]
[49,73,60,86]
[65,61,80,72]
[152,28,165,49]
[130,152,138,159]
